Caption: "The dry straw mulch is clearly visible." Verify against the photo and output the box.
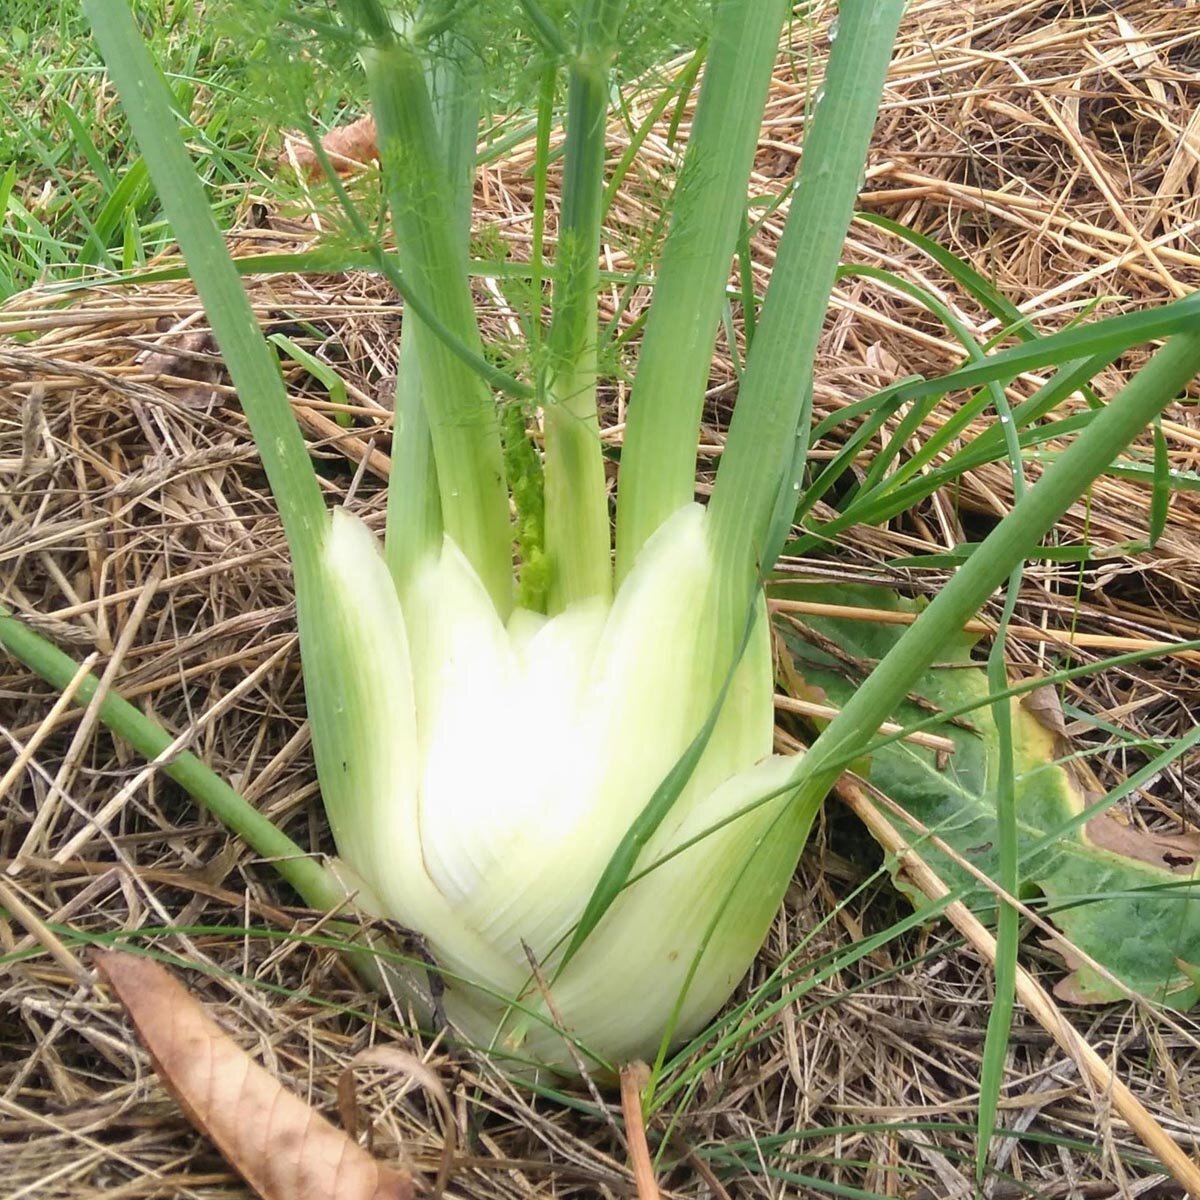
[3,1,1200,1196]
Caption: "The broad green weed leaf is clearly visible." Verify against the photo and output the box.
[776,585,1200,1008]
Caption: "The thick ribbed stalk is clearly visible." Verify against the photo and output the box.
[565,4,903,959]
[707,3,905,624]
[386,32,480,589]
[83,0,326,589]
[613,0,789,582]
[356,23,513,615]
[541,0,626,610]
[387,336,443,589]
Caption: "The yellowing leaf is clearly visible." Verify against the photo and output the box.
[778,585,1200,1008]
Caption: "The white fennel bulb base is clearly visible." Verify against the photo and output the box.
[302,504,815,1072]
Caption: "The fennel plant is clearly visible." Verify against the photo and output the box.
[4,0,1191,1078]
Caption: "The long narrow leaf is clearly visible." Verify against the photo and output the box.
[541,0,626,609]
[708,2,906,644]
[785,330,1200,822]
[889,290,1200,405]
[348,11,514,610]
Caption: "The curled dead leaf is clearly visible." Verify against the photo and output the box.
[1019,682,1068,741]
[137,323,223,407]
[93,949,414,1200]
[279,115,380,180]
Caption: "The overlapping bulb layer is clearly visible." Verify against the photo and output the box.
[303,503,810,1070]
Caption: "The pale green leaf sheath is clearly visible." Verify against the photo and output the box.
[316,504,808,1068]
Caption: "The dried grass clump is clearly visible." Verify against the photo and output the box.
[2,2,1199,1196]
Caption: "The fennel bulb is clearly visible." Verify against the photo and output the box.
[305,503,812,1070]
[82,0,905,1082]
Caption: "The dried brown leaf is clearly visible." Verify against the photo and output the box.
[1018,682,1068,741]
[1084,812,1200,874]
[138,324,223,407]
[279,115,380,179]
[93,949,414,1200]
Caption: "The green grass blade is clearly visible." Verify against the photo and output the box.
[0,90,116,275]
[1028,446,1200,492]
[839,263,997,494]
[0,164,17,296]
[801,637,1200,770]
[792,395,905,529]
[889,289,1200,405]
[736,211,758,350]
[80,158,150,267]
[874,353,1098,502]
[785,355,1113,558]
[858,209,1105,413]
[269,332,351,426]
[0,164,16,223]
[1149,417,1170,546]
[56,94,115,190]
[0,606,345,912]
[858,210,1024,328]
[979,422,1026,1181]
[601,41,707,223]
